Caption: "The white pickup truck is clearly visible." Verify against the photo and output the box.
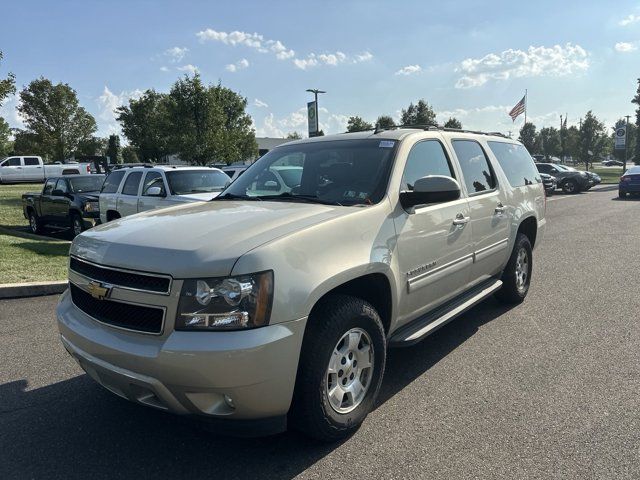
[0,156,91,183]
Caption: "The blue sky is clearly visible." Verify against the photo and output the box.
[1,0,640,138]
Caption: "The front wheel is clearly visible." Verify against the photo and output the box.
[28,211,42,234]
[290,295,386,441]
[495,233,533,304]
[562,179,578,194]
[69,213,84,239]
[619,190,627,199]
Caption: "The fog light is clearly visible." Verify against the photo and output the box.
[224,394,235,409]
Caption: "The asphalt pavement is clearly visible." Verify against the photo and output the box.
[1,185,639,479]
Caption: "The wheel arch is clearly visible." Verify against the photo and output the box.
[517,215,538,249]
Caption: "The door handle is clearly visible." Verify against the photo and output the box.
[453,213,470,226]
[494,202,506,214]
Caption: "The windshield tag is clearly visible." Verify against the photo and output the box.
[379,140,395,148]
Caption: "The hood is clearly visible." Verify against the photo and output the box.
[76,192,100,201]
[72,200,350,277]
[172,191,222,202]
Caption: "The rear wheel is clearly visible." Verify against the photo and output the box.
[495,233,533,304]
[290,295,386,442]
[619,189,627,199]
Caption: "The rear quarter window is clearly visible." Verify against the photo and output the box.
[488,142,541,187]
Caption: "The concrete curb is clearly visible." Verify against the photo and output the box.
[0,281,68,299]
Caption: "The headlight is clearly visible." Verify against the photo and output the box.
[176,271,273,330]
[84,202,97,212]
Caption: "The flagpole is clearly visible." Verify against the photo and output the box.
[524,89,527,125]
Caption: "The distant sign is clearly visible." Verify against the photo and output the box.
[615,126,626,150]
[307,101,318,136]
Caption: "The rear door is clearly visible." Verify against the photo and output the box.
[23,157,44,181]
[449,139,510,284]
[138,171,171,212]
[116,171,143,217]
[395,138,474,324]
[99,170,126,222]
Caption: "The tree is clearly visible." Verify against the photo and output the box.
[106,134,121,163]
[519,122,537,153]
[11,130,40,155]
[346,116,373,132]
[0,118,11,157]
[400,99,436,126]
[165,75,257,165]
[117,89,173,162]
[444,117,462,129]
[375,115,395,130]
[612,118,636,164]
[122,145,139,163]
[579,111,607,170]
[632,79,640,164]
[564,125,581,162]
[537,127,561,160]
[16,77,97,160]
[286,132,302,139]
[0,51,15,107]
[76,136,107,156]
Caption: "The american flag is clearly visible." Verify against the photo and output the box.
[509,95,526,122]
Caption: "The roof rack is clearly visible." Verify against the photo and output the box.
[441,127,509,138]
[371,124,509,138]
[113,163,155,169]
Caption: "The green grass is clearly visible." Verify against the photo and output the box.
[590,166,625,184]
[0,183,69,283]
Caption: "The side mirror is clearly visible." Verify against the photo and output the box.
[52,189,64,196]
[146,186,164,196]
[400,175,461,210]
[264,180,278,189]
[550,168,557,173]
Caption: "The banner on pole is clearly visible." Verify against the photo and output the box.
[615,126,626,150]
[307,101,318,136]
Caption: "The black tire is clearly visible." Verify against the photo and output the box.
[290,294,386,442]
[562,179,579,194]
[28,210,42,234]
[69,212,84,239]
[495,233,533,305]
[106,211,120,222]
[619,190,627,199]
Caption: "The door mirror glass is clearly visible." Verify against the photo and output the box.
[400,175,461,210]
[550,168,557,173]
[52,189,64,196]
[145,186,164,196]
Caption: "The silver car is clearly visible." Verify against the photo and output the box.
[57,128,546,440]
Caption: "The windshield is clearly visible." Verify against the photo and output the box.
[165,170,231,195]
[69,176,105,193]
[219,139,398,205]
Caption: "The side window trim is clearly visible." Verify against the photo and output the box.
[142,171,167,196]
[55,178,68,193]
[450,138,499,197]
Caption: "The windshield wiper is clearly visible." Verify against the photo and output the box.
[213,192,261,201]
[254,192,343,206]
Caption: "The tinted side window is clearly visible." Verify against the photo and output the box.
[101,170,126,193]
[6,157,21,166]
[142,171,166,195]
[536,164,549,174]
[401,140,454,191]
[452,140,496,194]
[121,172,143,195]
[488,142,541,187]
[223,170,235,178]
[55,179,69,194]
[43,179,56,195]
[24,157,40,166]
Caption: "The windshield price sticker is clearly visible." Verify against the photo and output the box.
[379,141,395,148]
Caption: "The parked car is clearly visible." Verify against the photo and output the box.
[22,174,105,237]
[57,128,545,441]
[585,171,601,187]
[603,160,624,167]
[99,166,230,223]
[221,165,248,182]
[619,165,640,198]
[539,173,557,195]
[535,163,592,193]
[0,156,92,183]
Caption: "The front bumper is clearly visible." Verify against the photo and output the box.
[56,289,307,427]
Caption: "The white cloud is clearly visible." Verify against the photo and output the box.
[255,113,286,137]
[615,41,637,52]
[455,43,589,88]
[253,98,268,108]
[164,46,189,62]
[97,86,144,135]
[254,106,350,137]
[395,64,422,76]
[619,14,640,26]
[0,94,25,129]
[177,64,199,74]
[160,66,169,72]
[355,52,373,63]
[225,58,250,72]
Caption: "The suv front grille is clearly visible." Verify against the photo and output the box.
[70,257,171,294]
[70,283,164,334]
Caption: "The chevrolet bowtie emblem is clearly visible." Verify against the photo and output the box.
[87,281,112,300]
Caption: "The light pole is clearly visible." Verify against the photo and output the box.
[624,115,631,173]
[306,88,326,137]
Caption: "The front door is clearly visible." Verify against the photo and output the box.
[394,138,473,325]
[138,171,171,213]
[50,178,71,225]
[449,139,510,283]
[0,157,22,181]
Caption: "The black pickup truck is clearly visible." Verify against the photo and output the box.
[22,174,105,238]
